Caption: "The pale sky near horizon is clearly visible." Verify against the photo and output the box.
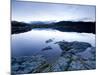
[12,0,96,22]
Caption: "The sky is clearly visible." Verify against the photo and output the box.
[12,0,96,22]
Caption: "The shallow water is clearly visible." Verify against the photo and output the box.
[11,29,95,63]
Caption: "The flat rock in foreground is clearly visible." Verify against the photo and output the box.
[11,41,96,74]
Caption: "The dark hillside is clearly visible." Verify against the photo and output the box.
[11,21,96,34]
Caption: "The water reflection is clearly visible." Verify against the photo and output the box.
[11,29,95,63]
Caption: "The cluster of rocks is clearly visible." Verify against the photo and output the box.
[11,55,48,74]
[11,41,96,74]
[42,41,96,72]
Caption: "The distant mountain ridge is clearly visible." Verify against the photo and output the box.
[30,21,56,25]
[11,20,96,34]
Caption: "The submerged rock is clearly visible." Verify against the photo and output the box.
[56,41,92,53]
[11,55,48,74]
[45,38,54,43]
[55,41,96,71]
[42,46,52,51]
[12,41,96,74]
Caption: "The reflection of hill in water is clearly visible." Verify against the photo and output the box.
[11,21,96,34]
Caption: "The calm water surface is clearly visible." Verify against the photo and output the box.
[11,29,95,63]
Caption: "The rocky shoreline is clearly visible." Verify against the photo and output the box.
[11,41,96,74]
